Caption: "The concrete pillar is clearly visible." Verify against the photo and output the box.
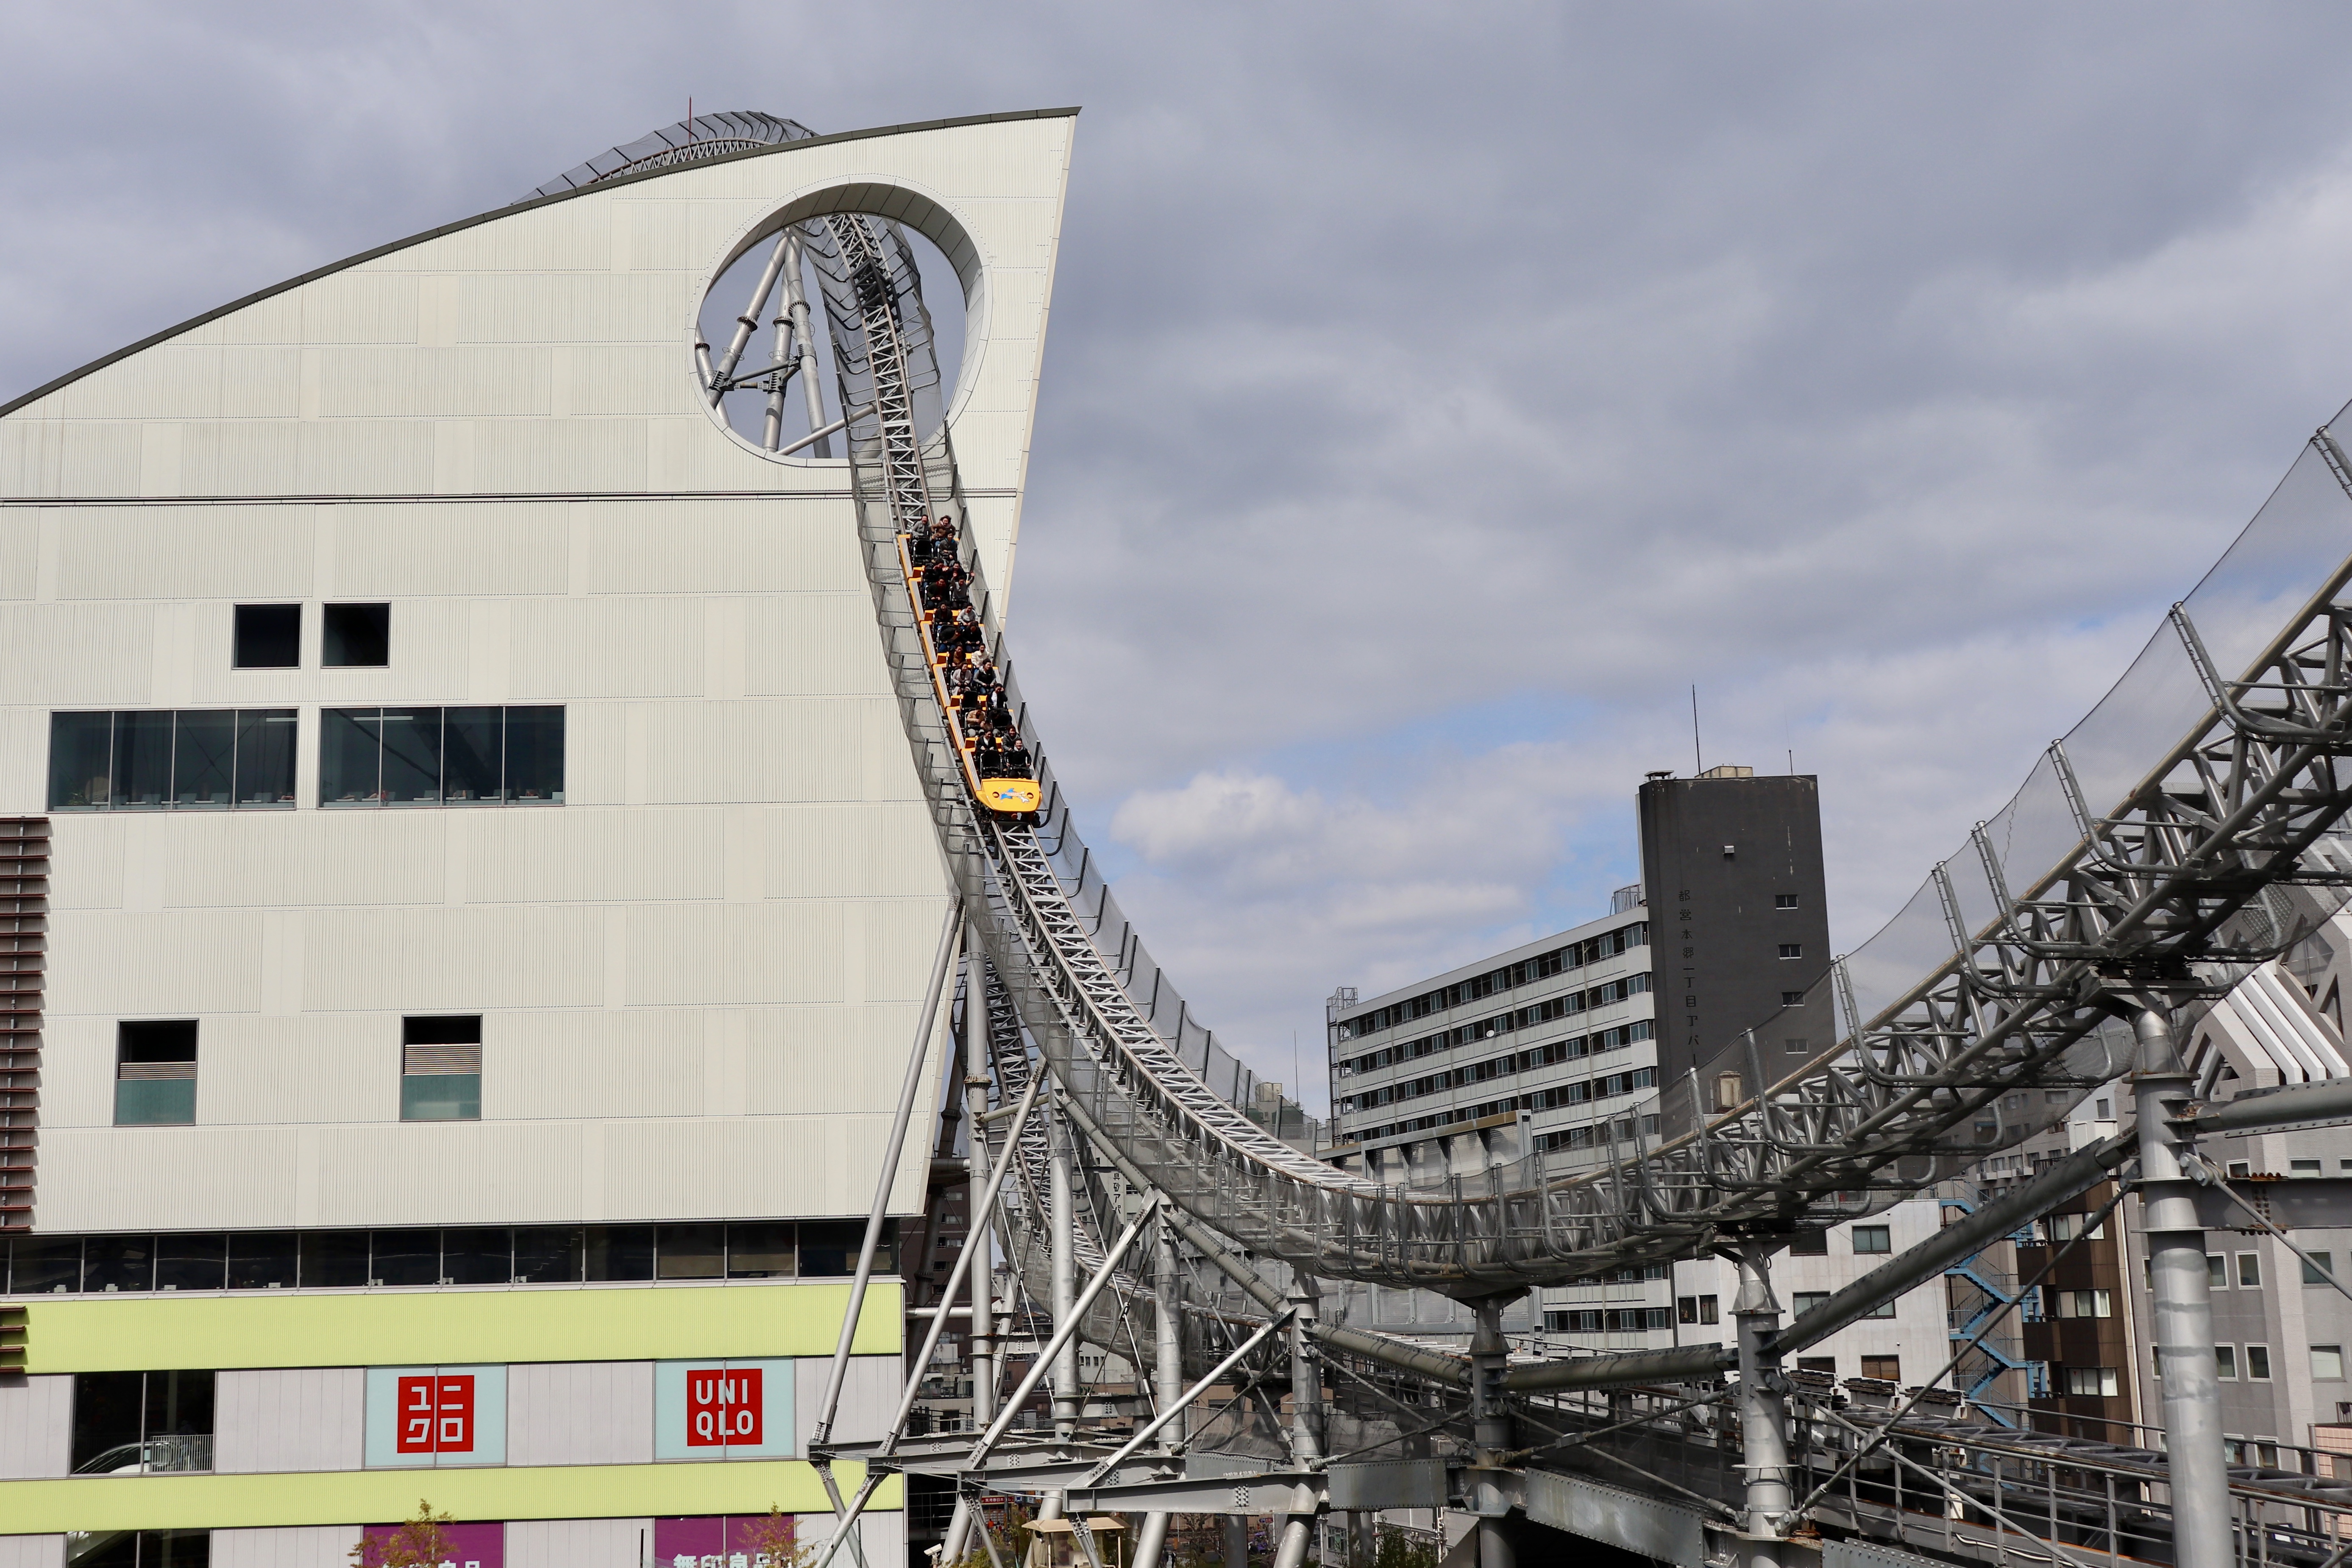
[2135,1005,2232,1568]
[1223,1514,1249,1568]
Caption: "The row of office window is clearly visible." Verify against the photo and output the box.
[1336,922,1650,1041]
[1345,1030,1656,1114]
[1792,1289,1897,1320]
[114,1017,487,1125]
[1546,1307,1670,1334]
[1532,1112,1662,1153]
[0,1220,896,1295]
[49,707,564,810]
[1336,975,1652,1078]
[1337,1022,1655,1114]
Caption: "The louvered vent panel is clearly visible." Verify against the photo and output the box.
[0,819,47,1231]
[404,1043,482,1075]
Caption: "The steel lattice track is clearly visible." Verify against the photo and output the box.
[812,188,2352,1289]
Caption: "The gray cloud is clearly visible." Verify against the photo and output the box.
[8,2,2352,1106]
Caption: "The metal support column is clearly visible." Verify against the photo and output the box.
[1734,1241,1791,1568]
[2136,1005,2232,1568]
[1051,1112,1080,1439]
[1132,1215,1184,1568]
[782,229,831,457]
[1223,1515,1248,1568]
[1273,1276,1323,1568]
[1469,1297,1516,1568]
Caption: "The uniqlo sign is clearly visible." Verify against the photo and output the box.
[654,1359,792,1460]
[685,1367,761,1447]
[396,1374,475,1454]
[365,1365,507,1468]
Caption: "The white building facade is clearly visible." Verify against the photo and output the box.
[0,108,1077,1568]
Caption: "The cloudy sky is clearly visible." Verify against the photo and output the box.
[8,3,2352,1108]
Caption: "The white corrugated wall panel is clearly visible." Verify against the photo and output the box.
[487,1009,704,1122]
[180,423,302,496]
[45,819,122,910]
[200,1016,399,1126]
[55,506,313,601]
[295,421,435,494]
[161,814,446,908]
[214,1367,365,1473]
[507,598,705,700]
[313,1120,588,1224]
[564,346,685,418]
[32,1017,110,1128]
[743,594,887,697]
[473,421,651,496]
[506,1361,654,1467]
[794,1356,902,1448]
[316,348,553,421]
[747,1005,916,1118]
[603,1116,866,1219]
[0,1538,63,1568]
[0,512,36,599]
[328,503,568,599]
[211,1527,358,1568]
[624,902,846,1008]
[300,906,607,1011]
[568,500,855,598]
[506,1521,652,1568]
[465,807,723,905]
[0,604,155,706]
[298,273,421,345]
[0,1376,70,1479]
[34,1126,301,1229]
[765,806,944,901]
[47,909,263,1016]
[454,273,672,345]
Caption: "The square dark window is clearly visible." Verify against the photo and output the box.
[154,1234,226,1292]
[584,1225,654,1282]
[370,1230,439,1287]
[84,1235,154,1294]
[440,1228,511,1286]
[1777,944,1803,959]
[799,1219,892,1277]
[1774,893,1800,909]
[1782,991,1805,1006]
[404,1015,482,1046]
[504,706,565,803]
[1790,1230,1828,1257]
[515,1226,585,1284]
[71,1370,146,1471]
[298,1231,370,1289]
[323,603,390,667]
[1852,1224,1893,1254]
[656,1223,726,1280]
[233,605,301,669]
[226,1232,296,1290]
[727,1222,796,1279]
[72,1529,211,1568]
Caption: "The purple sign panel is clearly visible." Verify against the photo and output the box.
[359,1520,504,1568]
[654,1516,798,1568]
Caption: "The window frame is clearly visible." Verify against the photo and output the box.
[49,710,298,812]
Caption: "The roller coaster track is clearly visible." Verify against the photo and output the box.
[774,146,2352,1300]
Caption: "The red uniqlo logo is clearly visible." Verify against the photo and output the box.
[395,1374,476,1455]
[685,1367,762,1447]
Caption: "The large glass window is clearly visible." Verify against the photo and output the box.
[321,707,563,807]
[70,1369,214,1474]
[49,712,296,811]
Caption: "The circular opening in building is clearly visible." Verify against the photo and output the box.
[696,216,965,459]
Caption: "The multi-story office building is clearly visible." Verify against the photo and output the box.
[1984,897,2352,1453]
[0,110,1078,1568]
[1323,766,1837,1352]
